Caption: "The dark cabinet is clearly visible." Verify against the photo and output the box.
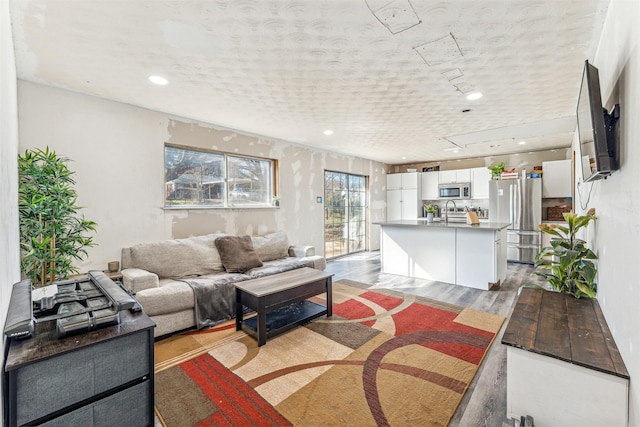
[3,311,155,427]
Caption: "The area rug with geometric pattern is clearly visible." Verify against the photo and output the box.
[154,279,505,427]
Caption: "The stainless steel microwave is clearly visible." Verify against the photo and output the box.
[439,182,471,199]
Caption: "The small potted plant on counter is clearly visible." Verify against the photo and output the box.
[425,204,436,223]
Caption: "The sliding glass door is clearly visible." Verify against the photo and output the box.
[324,171,367,258]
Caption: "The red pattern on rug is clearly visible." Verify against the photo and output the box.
[334,291,494,364]
[181,353,292,426]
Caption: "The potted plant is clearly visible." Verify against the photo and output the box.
[18,147,97,287]
[424,204,436,223]
[533,208,597,298]
[487,162,505,180]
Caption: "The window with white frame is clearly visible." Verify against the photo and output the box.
[164,144,276,208]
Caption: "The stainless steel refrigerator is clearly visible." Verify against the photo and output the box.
[489,177,542,263]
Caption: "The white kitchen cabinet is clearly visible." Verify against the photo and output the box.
[387,172,418,189]
[386,189,403,221]
[439,168,471,184]
[471,167,491,199]
[421,171,439,200]
[387,173,403,189]
[457,168,471,182]
[386,188,421,220]
[386,173,422,220]
[542,160,571,198]
[456,228,506,289]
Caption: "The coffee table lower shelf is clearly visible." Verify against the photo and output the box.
[234,267,334,346]
[240,300,326,342]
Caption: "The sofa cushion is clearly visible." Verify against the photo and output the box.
[127,234,224,278]
[188,234,226,271]
[134,280,194,316]
[214,235,264,273]
[251,231,290,262]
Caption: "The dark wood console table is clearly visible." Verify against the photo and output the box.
[235,267,333,346]
[502,288,629,426]
[3,310,155,426]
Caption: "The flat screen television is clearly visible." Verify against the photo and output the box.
[576,60,619,182]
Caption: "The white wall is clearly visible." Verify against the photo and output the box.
[574,0,640,424]
[0,0,22,418]
[16,81,388,272]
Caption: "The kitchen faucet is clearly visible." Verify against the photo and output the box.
[445,200,457,223]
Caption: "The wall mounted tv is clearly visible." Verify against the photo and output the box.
[576,60,620,183]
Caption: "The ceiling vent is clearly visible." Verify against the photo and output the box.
[441,68,464,81]
[414,32,463,66]
[365,0,421,34]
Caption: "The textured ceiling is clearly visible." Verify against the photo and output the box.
[9,0,609,164]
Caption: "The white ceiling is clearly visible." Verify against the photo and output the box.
[9,0,609,164]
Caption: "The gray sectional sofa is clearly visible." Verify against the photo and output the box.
[120,231,326,337]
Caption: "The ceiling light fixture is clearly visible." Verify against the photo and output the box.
[323,130,333,136]
[518,140,527,145]
[466,92,483,101]
[148,75,168,85]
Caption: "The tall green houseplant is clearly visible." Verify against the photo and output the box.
[534,208,597,298]
[18,147,97,287]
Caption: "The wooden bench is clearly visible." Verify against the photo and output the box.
[502,287,629,426]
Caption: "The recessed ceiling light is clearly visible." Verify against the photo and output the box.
[518,140,527,145]
[148,75,168,85]
[452,149,459,153]
[401,156,407,160]
[323,130,333,136]
[466,92,483,101]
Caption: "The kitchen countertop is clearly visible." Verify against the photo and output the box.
[375,219,511,230]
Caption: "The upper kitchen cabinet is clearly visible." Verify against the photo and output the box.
[439,168,471,184]
[471,167,492,199]
[387,173,422,220]
[542,160,572,198]
[387,172,419,190]
[421,171,439,200]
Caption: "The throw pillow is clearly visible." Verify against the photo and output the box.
[251,231,290,262]
[214,235,263,273]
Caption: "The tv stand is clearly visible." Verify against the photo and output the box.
[3,309,155,426]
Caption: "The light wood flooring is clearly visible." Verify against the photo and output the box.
[325,250,546,427]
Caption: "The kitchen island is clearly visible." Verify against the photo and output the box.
[377,219,511,290]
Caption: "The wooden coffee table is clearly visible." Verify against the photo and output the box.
[235,267,333,346]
